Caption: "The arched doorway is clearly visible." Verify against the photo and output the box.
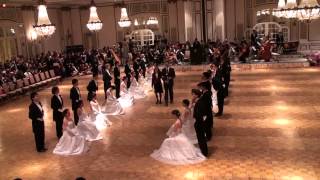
[253,22,290,42]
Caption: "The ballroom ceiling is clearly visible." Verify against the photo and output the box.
[1,0,149,6]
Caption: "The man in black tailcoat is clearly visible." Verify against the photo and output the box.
[193,89,208,157]
[70,79,81,125]
[124,60,131,88]
[133,58,140,81]
[28,92,47,152]
[198,81,213,141]
[161,62,176,106]
[103,63,112,99]
[87,73,98,101]
[212,63,225,116]
[51,86,64,139]
[114,61,121,98]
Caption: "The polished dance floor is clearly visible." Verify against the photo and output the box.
[1,68,320,180]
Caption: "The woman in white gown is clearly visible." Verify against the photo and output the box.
[142,65,153,92]
[102,89,125,115]
[89,93,112,131]
[53,109,89,155]
[118,77,134,108]
[76,100,103,141]
[150,109,206,165]
[129,74,147,99]
[180,99,198,144]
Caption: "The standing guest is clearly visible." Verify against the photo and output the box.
[161,62,176,106]
[51,86,64,139]
[124,60,131,88]
[103,63,112,99]
[28,92,47,152]
[152,65,163,104]
[87,73,98,101]
[114,61,121,98]
[192,89,208,157]
[70,79,81,125]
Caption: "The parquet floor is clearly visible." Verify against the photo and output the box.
[1,68,320,180]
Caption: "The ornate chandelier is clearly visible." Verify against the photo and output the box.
[118,8,131,28]
[272,0,320,21]
[297,0,320,21]
[33,1,56,37]
[87,0,103,31]
[146,17,159,25]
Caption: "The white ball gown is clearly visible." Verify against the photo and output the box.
[76,108,103,141]
[129,77,147,99]
[180,107,198,145]
[102,94,125,115]
[211,87,219,113]
[141,70,153,92]
[118,81,134,108]
[150,117,206,165]
[90,100,112,131]
[53,121,89,155]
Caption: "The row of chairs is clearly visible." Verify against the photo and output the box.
[0,70,61,102]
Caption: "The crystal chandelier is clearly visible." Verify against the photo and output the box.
[118,8,131,28]
[272,0,320,21]
[87,0,103,31]
[296,0,320,21]
[283,0,298,18]
[134,19,139,26]
[33,1,56,37]
[272,0,286,18]
[146,17,159,25]
[256,9,270,17]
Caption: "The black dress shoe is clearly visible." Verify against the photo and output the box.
[39,148,47,152]
[215,113,222,117]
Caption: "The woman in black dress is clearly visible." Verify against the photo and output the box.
[152,65,163,104]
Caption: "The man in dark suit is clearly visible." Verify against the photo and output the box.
[133,58,140,81]
[28,92,47,152]
[70,79,81,125]
[124,61,131,88]
[161,62,176,106]
[198,81,213,141]
[139,57,146,78]
[51,86,64,139]
[192,89,208,157]
[212,65,225,117]
[114,61,121,98]
[220,56,231,97]
[103,63,112,99]
[87,73,98,101]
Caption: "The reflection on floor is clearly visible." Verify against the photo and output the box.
[1,68,320,180]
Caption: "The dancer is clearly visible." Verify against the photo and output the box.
[51,86,64,139]
[103,63,112,99]
[87,73,98,101]
[162,62,176,106]
[102,88,125,115]
[180,99,198,144]
[28,92,47,152]
[53,109,89,155]
[118,77,134,108]
[193,88,208,157]
[150,110,206,165]
[152,65,163,104]
[114,61,121,98]
[129,73,147,99]
[77,100,103,141]
[70,79,81,125]
[89,93,112,131]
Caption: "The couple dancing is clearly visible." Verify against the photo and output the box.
[151,87,212,165]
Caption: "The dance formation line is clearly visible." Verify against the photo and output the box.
[29,63,225,166]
